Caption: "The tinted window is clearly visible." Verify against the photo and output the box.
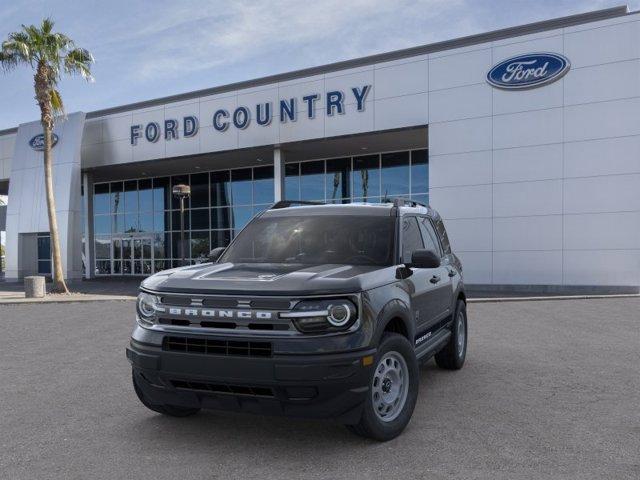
[221,215,395,266]
[433,216,451,254]
[419,217,441,256]
[326,158,351,203]
[353,155,380,201]
[300,161,325,201]
[253,166,274,205]
[401,217,423,264]
[284,163,300,200]
[381,151,409,197]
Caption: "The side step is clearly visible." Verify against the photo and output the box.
[415,328,451,362]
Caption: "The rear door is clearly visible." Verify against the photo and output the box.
[418,216,453,328]
[400,216,440,336]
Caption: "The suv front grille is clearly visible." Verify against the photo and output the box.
[170,379,274,397]
[163,336,272,357]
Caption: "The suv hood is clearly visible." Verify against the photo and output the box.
[141,262,396,296]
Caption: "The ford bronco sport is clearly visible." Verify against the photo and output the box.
[127,198,467,441]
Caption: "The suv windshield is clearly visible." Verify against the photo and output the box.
[220,215,396,266]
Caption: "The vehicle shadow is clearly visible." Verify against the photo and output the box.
[119,360,444,454]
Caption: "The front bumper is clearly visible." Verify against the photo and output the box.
[126,336,375,424]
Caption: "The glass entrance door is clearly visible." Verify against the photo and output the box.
[112,236,154,275]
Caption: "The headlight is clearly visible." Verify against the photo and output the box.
[136,292,160,327]
[281,298,358,333]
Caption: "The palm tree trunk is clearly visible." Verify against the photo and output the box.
[43,123,68,293]
[35,64,68,294]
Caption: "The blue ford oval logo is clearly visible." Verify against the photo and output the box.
[29,133,59,151]
[487,53,570,90]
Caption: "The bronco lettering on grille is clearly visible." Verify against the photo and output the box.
[161,307,273,320]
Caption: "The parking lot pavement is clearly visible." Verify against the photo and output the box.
[0,298,638,480]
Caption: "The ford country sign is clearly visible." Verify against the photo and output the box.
[29,133,59,151]
[487,53,570,90]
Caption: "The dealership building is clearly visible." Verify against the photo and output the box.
[0,5,639,292]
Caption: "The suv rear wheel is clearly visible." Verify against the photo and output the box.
[132,371,200,417]
[346,333,419,441]
[435,299,467,370]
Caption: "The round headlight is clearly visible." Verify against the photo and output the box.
[137,292,158,323]
[327,303,352,327]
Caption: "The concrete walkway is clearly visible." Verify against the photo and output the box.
[0,278,139,304]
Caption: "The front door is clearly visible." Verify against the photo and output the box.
[112,236,154,275]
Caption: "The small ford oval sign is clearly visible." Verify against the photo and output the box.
[29,133,59,151]
[487,53,570,90]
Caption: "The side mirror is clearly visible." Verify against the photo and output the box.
[409,249,441,269]
[208,247,226,263]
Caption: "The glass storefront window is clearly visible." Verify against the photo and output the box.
[171,175,190,209]
[124,180,138,213]
[138,179,153,212]
[191,208,209,230]
[253,166,274,205]
[231,205,253,231]
[411,149,429,196]
[190,231,210,260]
[190,173,209,208]
[153,177,170,212]
[284,163,300,200]
[211,171,231,207]
[231,169,252,206]
[353,155,380,201]
[94,183,110,214]
[111,182,124,215]
[92,150,427,276]
[325,158,351,203]
[94,215,110,235]
[300,160,324,201]
[211,207,231,230]
[211,230,232,249]
[381,151,410,197]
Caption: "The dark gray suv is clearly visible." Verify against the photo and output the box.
[127,198,467,441]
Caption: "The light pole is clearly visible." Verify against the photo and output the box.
[172,184,191,267]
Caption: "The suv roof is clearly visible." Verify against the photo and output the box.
[263,198,437,218]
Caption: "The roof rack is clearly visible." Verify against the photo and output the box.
[382,197,429,208]
[271,200,326,209]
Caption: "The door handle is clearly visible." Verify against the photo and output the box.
[430,275,441,284]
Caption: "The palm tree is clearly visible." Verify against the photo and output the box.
[0,18,93,293]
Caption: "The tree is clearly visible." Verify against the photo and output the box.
[0,18,93,293]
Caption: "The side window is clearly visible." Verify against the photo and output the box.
[433,216,451,254]
[418,217,442,256]
[401,217,424,264]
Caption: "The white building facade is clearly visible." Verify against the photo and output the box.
[0,6,638,292]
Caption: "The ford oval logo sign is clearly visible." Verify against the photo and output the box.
[29,133,59,151]
[487,53,570,90]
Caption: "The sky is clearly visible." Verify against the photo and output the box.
[0,0,638,130]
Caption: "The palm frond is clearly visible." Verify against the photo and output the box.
[50,88,64,116]
[64,47,94,81]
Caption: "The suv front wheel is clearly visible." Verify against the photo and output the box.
[347,333,419,441]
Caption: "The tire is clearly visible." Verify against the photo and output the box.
[435,299,467,370]
[346,333,419,441]
[132,371,200,417]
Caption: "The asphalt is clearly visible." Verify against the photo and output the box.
[0,298,638,480]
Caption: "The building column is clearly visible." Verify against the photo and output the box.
[82,172,94,279]
[273,147,285,202]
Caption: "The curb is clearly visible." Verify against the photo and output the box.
[0,295,136,305]
[468,293,640,303]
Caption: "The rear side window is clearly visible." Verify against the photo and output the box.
[433,216,451,254]
[401,217,424,263]
[418,217,442,256]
